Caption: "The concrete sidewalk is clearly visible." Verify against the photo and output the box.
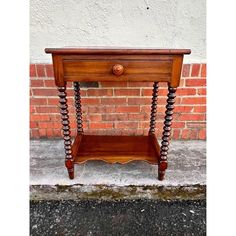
[30,139,206,200]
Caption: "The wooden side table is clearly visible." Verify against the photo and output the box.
[45,47,191,180]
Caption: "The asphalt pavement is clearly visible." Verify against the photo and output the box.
[30,199,206,236]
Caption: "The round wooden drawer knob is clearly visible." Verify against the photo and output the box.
[112,64,124,76]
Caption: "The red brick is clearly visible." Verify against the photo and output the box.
[156,122,165,133]
[178,114,206,121]
[174,106,194,113]
[30,105,35,113]
[199,129,206,140]
[53,129,62,137]
[47,98,59,105]
[158,88,168,96]
[182,64,191,77]
[197,88,206,95]
[32,88,58,96]
[142,88,169,96]
[201,64,206,77]
[101,98,126,105]
[114,89,140,96]
[31,80,44,87]
[86,129,121,136]
[172,129,180,139]
[67,98,74,105]
[128,113,148,121]
[87,114,102,122]
[69,122,77,129]
[29,62,209,139]
[100,81,128,87]
[185,79,206,87]
[142,89,152,96]
[158,82,168,87]
[38,122,60,129]
[158,106,167,113]
[36,64,46,77]
[193,106,206,113]
[81,98,101,105]
[30,114,50,121]
[116,106,140,113]
[128,98,151,105]
[121,129,144,136]
[30,64,36,77]
[71,129,77,137]
[30,98,47,105]
[39,129,47,137]
[173,113,180,120]
[157,113,165,120]
[90,122,113,129]
[30,121,38,128]
[66,89,76,97]
[51,123,61,129]
[139,121,150,129]
[191,64,200,77]
[140,106,151,113]
[80,90,87,96]
[88,106,116,113]
[44,79,55,87]
[68,107,76,114]
[46,129,54,137]
[45,64,54,77]
[38,122,51,129]
[31,129,40,138]
[181,129,190,139]
[128,82,154,87]
[115,122,138,129]
[189,130,198,139]
[35,107,59,113]
[49,114,61,121]
[172,122,185,128]
[179,79,185,87]
[176,88,196,96]
[187,122,206,128]
[87,89,113,96]
[182,97,206,105]
[102,114,127,121]
[82,122,89,129]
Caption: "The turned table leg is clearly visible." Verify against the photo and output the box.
[149,82,159,135]
[58,86,74,179]
[73,82,83,134]
[158,86,177,180]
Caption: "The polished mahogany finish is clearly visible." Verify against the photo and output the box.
[149,82,159,134]
[45,47,191,55]
[46,47,190,180]
[73,135,160,164]
[112,64,124,76]
[58,87,74,179]
[159,87,177,180]
[73,82,83,134]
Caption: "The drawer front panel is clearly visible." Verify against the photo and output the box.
[63,59,173,82]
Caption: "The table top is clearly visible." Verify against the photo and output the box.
[45,47,191,55]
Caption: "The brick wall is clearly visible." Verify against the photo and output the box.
[30,63,206,140]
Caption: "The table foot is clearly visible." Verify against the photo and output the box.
[68,169,74,179]
[65,159,74,179]
[158,170,165,181]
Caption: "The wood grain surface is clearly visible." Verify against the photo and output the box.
[72,135,160,164]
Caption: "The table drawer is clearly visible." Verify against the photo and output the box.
[62,58,173,82]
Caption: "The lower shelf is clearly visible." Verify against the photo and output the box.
[72,134,160,164]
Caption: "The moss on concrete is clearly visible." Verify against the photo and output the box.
[30,184,206,201]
